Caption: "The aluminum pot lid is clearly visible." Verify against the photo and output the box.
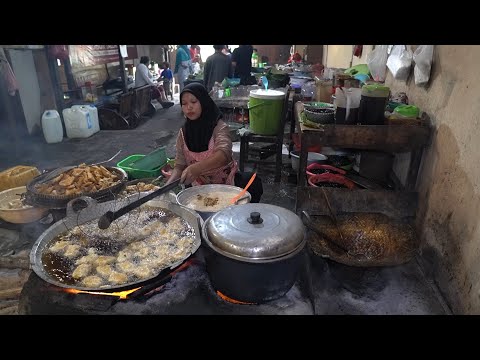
[203,203,305,260]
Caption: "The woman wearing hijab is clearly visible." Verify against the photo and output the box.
[174,45,192,92]
[166,83,262,202]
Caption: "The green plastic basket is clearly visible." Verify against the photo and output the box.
[129,146,167,171]
[116,154,163,179]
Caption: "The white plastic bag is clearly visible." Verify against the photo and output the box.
[367,45,389,82]
[386,45,413,81]
[413,45,434,86]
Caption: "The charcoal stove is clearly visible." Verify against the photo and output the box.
[18,247,315,315]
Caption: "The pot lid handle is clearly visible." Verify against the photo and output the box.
[247,211,263,224]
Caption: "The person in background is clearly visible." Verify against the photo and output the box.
[160,62,174,100]
[231,45,254,85]
[222,45,234,78]
[203,45,232,93]
[190,45,202,75]
[190,45,202,64]
[174,45,192,92]
[288,52,302,64]
[135,56,174,108]
[222,45,232,59]
[165,83,263,202]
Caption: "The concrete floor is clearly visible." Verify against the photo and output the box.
[0,101,450,315]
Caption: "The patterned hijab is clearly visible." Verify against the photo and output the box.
[181,83,222,152]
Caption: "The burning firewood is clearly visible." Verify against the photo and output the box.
[0,255,30,270]
[0,287,22,300]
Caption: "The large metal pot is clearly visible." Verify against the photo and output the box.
[202,203,306,303]
[29,196,202,292]
[176,184,251,221]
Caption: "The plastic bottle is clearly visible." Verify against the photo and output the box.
[251,50,259,68]
[41,110,63,144]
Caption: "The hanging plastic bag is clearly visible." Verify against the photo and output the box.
[386,45,413,81]
[413,45,434,86]
[367,45,389,82]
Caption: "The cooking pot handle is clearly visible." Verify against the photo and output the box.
[300,210,349,253]
[196,213,204,232]
[247,101,266,110]
[300,210,313,225]
[65,196,98,218]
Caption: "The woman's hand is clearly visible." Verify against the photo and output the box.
[181,163,202,185]
[166,167,183,185]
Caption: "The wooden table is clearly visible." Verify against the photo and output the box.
[293,101,432,217]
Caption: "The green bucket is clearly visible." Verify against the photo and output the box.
[248,89,285,135]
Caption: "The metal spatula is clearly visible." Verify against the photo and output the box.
[320,187,346,245]
[97,178,181,229]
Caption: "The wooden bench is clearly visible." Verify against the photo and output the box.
[132,85,155,122]
[98,91,135,130]
[97,85,156,130]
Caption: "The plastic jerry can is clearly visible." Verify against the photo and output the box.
[62,107,95,138]
[72,104,100,134]
[41,110,64,143]
[87,104,100,133]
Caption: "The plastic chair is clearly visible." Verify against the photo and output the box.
[172,77,180,95]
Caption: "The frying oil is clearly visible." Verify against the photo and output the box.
[41,206,195,288]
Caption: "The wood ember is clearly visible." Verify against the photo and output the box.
[0,299,18,310]
[0,254,30,270]
[0,250,32,315]
[0,269,30,289]
[0,304,18,315]
[0,287,22,300]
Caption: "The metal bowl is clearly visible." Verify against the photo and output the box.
[0,186,49,224]
[304,107,335,124]
[303,102,334,112]
[176,184,251,221]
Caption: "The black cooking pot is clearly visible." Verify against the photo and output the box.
[202,203,306,303]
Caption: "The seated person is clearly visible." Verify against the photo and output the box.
[135,56,174,108]
[165,83,263,202]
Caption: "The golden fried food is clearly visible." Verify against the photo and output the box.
[72,263,92,279]
[96,264,113,278]
[108,271,128,285]
[121,182,160,196]
[82,275,104,288]
[34,164,121,197]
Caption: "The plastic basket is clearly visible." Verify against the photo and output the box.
[117,154,163,179]
[129,146,167,171]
